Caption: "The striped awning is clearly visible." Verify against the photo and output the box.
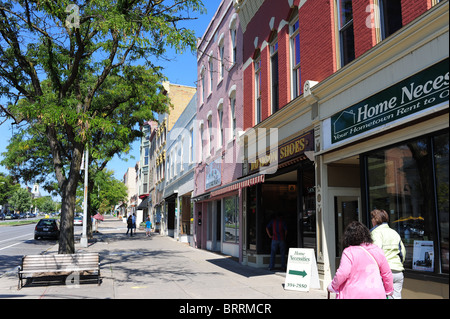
[210,173,265,198]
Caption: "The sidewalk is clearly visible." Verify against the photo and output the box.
[0,216,328,300]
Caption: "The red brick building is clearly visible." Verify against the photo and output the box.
[235,0,448,298]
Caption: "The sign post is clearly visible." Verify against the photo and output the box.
[284,248,320,292]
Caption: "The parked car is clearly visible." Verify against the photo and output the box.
[74,216,83,226]
[35,219,60,240]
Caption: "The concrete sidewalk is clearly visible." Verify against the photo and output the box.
[0,216,328,300]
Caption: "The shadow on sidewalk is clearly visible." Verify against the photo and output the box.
[206,256,272,278]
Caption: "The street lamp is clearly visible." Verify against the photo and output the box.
[80,147,89,248]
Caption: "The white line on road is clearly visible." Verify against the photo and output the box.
[0,233,33,244]
[0,237,34,251]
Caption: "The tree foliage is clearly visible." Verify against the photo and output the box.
[0,0,205,253]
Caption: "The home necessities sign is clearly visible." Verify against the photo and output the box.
[330,58,449,145]
[284,248,320,292]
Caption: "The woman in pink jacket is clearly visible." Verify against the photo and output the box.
[328,221,393,299]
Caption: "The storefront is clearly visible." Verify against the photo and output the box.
[314,6,448,297]
[242,129,317,268]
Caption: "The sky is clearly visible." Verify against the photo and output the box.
[0,0,222,191]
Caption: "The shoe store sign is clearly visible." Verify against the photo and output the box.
[325,58,448,147]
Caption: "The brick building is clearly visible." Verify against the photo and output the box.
[192,0,247,258]
[235,0,448,298]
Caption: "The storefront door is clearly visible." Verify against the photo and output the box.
[329,188,361,271]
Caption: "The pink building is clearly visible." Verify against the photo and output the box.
[193,0,245,259]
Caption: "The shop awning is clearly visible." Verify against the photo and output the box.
[137,196,149,210]
[210,173,265,198]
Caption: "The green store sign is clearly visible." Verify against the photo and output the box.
[331,58,449,144]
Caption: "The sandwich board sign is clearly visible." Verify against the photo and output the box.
[284,248,320,292]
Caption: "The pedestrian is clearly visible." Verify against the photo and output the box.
[370,209,406,299]
[328,221,393,299]
[265,212,287,271]
[126,215,133,236]
[132,213,136,234]
[146,218,152,237]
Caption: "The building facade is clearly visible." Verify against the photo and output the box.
[234,0,448,298]
[193,0,246,259]
[153,82,196,237]
[163,93,197,243]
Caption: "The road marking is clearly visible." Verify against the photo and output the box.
[0,237,34,251]
[0,233,33,244]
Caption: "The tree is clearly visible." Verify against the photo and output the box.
[0,172,20,206]
[8,187,32,214]
[0,0,205,253]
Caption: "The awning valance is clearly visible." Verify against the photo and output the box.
[210,173,265,198]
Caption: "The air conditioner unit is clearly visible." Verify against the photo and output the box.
[303,80,319,97]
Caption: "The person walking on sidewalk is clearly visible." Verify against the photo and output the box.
[266,212,287,271]
[126,215,133,236]
[132,213,136,234]
[146,218,152,237]
[328,221,393,299]
[370,209,406,299]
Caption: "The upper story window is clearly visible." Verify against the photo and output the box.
[290,17,301,99]
[218,103,224,148]
[219,40,225,80]
[378,0,402,39]
[207,115,213,156]
[230,13,238,65]
[230,96,236,138]
[200,67,206,104]
[209,55,214,94]
[254,57,262,125]
[270,39,279,114]
[337,0,355,67]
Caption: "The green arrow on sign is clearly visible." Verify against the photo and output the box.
[289,270,307,277]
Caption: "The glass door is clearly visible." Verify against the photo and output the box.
[328,188,361,270]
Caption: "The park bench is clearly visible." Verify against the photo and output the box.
[18,253,100,289]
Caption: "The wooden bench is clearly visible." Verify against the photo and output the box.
[18,253,100,289]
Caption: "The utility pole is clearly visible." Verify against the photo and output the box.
[80,147,89,248]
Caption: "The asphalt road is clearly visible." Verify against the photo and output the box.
[0,223,82,277]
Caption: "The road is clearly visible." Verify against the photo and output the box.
[0,223,82,277]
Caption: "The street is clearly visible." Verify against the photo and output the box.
[0,222,83,277]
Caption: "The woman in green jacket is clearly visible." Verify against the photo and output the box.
[370,209,406,299]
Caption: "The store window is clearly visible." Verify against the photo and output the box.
[365,130,449,275]
[224,196,239,243]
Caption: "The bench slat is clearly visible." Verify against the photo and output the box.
[18,253,101,289]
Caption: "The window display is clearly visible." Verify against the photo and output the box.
[365,130,449,274]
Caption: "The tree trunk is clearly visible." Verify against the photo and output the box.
[57,155,82,254]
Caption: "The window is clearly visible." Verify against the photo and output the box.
[230,28,237,65]
[270,40,279,113]
[290,18,301,99]
[254,57,262,125]
[144,147,149,166]
[365,130,449,275]
[209,56,214,93]
[189,128,194,164]
[337,0,355,67]
[379,0,402,39]
[218,105,224,148]
[207,115,213,156]
[219,43,225,80]
[199,124,204,162]
[224,196,239,243]
[200,68,206,104]
[230,97,236,138]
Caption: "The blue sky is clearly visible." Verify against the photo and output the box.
[0,0,221,188]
